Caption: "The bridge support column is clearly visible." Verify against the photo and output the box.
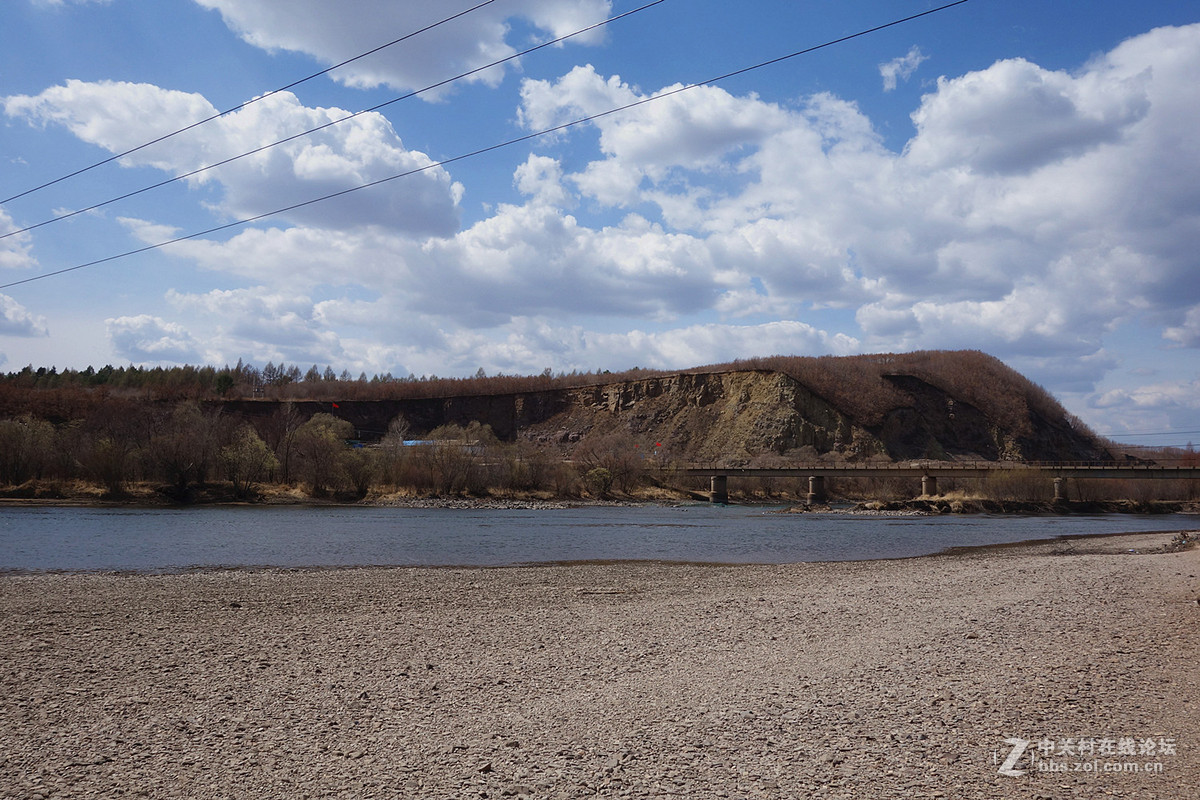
[922,475,938,497]
[1053,477,1064,502]
[807,475,826,506]
[710,475,728,504]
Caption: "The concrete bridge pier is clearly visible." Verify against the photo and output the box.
[1054,477,1064,501]
[710,475,728,504]
[807,475,827,506]
[922,475,938,497]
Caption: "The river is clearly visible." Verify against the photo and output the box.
[0,504,1196,573]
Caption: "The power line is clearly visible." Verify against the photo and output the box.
[0,0,498,207]
[0,0,971,292]
[0,0,665,243]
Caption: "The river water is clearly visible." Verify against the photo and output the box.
[0,505,1196,573]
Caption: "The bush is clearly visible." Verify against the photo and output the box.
[983,469,1054,501]
[294,413,355,496]
[220,426,279,499]
[584,467,614,497]
[574,431,648,492]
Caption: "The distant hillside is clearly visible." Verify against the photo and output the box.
[0,351,1112,466]
[205,351,1110,464]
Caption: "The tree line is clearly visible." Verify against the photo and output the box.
[0,361,643,402]
[0,400,666,502]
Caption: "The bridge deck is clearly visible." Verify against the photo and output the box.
[675,463,1200,479]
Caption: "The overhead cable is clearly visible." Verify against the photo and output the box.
[0,0,971,291]
[0,0,498,206]
[0,0,665,242]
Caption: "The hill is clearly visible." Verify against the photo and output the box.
[0,350,1121,500]
[206,351,1109,465]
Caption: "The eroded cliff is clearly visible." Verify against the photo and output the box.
[215,359,1110,464]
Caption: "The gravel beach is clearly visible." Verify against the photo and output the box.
[2,532,1198,799]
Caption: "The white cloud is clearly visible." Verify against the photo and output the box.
[166,287,346,366]
[1164,305,1200,347]
[904,56,1150,174]
[879,45,928,92]
[193,0,611,95]
[713,286,793,319]
[106,315,201,363]
[513,154,571,208]
[1092,376,1200,438]
[1099,380,1200,412]
[521,66,794,210]
[4,82,463,236]
[512,24,1200,375]
[0,294,49,337]
[0,210,37,272]
[576,320,859,370]
[4,80,218,173]
[351,317,857,378]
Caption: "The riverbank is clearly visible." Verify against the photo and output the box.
[791,498,1200,515]
[3,479,1198,515]
[2,532,1198,799]
[0,479,698,509]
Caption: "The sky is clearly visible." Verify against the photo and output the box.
[1,0,1199,446]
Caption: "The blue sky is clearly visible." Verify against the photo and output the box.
[1,0,1199,446]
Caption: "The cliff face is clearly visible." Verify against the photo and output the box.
[519,371,870,463]
[518,369,1105,463]
[217,365,1108,464]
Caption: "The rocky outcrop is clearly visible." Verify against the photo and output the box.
[215,365,1108,464]
[518,371,873,463]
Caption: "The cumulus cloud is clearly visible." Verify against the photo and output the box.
[4,82,462,236]
[573,320,859,371]
[4,81,217,172]
[514,154,572,208]
[1091,375,1200,438]
[512,25,1200,371]
[521,66,794,210]
[0,294,49,337]
[350,317,856,378]
[1164,306,1200,347]
[904,57,1151,174]
[0,210,37,271]
[106,315,201,363]
[166,287,346,366]
[153,203,722,324]
[193,0,611,95]
[879,45,928,91]
[1097,378,1200,413]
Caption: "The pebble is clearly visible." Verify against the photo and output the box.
[0,532,1197,798]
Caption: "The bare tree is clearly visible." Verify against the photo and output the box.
[0,415,55,485]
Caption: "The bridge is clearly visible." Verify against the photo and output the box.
[672,461,1200,504]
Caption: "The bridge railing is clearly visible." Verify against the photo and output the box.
[673,460,1197,472]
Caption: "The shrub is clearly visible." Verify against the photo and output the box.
[584,467,614,497]
[294,413,355,496]
[220,425,279,499]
